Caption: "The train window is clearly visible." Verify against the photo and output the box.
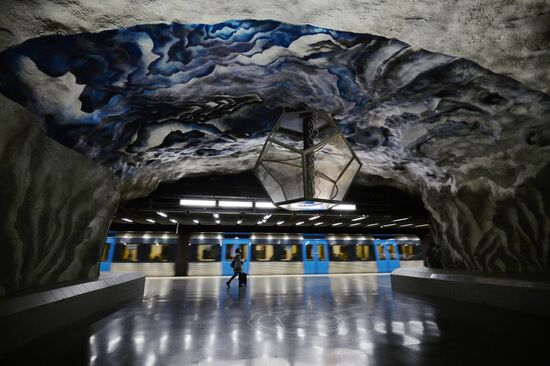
[280,244,300,261]
[400,244,417,260]
[331,245,350,261]
[101,243,110,261]
[121,244,139,261]
[254,245,274,261]
[305,244,314,261]
[376,245,386,260]
[356,245,375,261]
[225,244,248,261]
[149,244,169,261]
[197,245,218,261]
[317,245,326,261]
[388,245,398,260]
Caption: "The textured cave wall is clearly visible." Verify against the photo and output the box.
[0,94,123,297]
[0,0,549,95]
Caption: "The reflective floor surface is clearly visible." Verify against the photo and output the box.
[7,274,550,365]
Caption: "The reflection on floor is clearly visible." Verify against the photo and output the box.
[11,274,550,365]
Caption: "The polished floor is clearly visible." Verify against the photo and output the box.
[9,274,550,365]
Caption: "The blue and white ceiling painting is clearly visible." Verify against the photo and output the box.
[0,20,548,186]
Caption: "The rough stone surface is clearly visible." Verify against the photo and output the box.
[0,20,548,276]
[0,94,123,296]
[0,0,549,94]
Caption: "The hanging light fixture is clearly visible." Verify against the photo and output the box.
[254,109,362,211]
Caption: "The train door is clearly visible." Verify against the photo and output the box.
[221,238,251,276]
[374,239,400,273]
[302,239,329,274]
[99,236,116,272]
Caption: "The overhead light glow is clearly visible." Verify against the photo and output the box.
[367,223,379,227]
[122,218,133,223]
[256,202,276,209]
[192,219,199,224]
[314,222,324,226]
[169,219,178,224]
[276,221,284,225]
[257,221,263,225]
[263,214,272,220]
[213,213,219,219]
[180,199,216,207]
[295,221,304,226]
[309,215,321,221]
[237,219,243,225]
[332,222,343,226]
[215,219,220,224]
[352,216,367,222]
[146,219,155,223]
[218,200,253,208]
[392,217,410,222]
[332,204,356,211]
[156,211,167,218]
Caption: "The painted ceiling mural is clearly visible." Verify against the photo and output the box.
[0,19,548,188]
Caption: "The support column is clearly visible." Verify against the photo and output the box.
[175,231,192,276]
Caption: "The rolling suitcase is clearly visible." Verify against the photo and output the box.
[238,272,247,287]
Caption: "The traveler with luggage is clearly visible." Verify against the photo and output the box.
[226,248,247,287]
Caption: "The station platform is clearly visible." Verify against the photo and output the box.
[5,274,549,365]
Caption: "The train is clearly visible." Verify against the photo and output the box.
[100,231,424,276]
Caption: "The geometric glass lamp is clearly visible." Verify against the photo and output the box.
[254,109,362,211]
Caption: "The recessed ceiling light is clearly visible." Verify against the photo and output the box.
[263,214,272,220]
[215,219,220,224]
[146,219,155,223]
[366,223,379,227]
[314,222,324,226]
[392,217,410,222]
[399,223,413,227]
[256,202,276,209]
[237,219,243,225]
[257,221,263,225]
[156,211,167,218]
[218,200,253,208]
[122,218,133,223]
[332,222,343,226]
[309,215,321,221]
[277,221,284,225]
[169,219,178,224]
[295,221,304,226]
[352,216,366,221]
[192,219,199,224]
[180,199,216,207]
[213,213,219,219]
[332,204,356,211]
[381,223,396,227]
[415,224,430,227]
[350,223,361,226]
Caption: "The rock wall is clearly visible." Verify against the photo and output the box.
[0,95,122,297]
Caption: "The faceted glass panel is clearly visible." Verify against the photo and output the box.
[260,142,304,202]
[333,157,361,201]
[256,163,285,203]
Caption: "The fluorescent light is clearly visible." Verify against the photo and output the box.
[350,223,361,226]
[121,218,133,223]
[263,214,272,220]
[215,219,220,224]
[415,224,430,227]
[381,223,396,227]
[237,219,243,225]
[308,215,321,221]
[192,219,199,224]
[256,202,276,209]
[332,204,356,211]
[169,219,178,224]
[276,221,284,225]
[392,217,410,222]
[218,200,253,208]
[146,219,155,223]
[332,222,343,226]
[213,213,219,219]
[180,199,216,207]
[352,216,366,221]
[257,221,263,225]
[295,221,304,226]
[399,223,413,227]
[367,223,379,227]
[156,211,167,218]
[314,222,324,226]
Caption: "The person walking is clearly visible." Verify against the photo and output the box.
[226,248,244,287]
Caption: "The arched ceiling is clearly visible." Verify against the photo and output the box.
[0,19,549,197]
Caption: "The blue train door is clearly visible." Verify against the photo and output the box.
[99,236,116,272]
[302,239,329,274]
[221,238,251,276]
[374,239,400,273]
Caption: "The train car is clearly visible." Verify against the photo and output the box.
[100,232,424,276]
